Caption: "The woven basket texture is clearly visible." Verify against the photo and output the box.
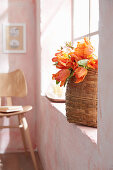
[66,69,98,128]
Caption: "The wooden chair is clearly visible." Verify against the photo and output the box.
[0,69,38,170]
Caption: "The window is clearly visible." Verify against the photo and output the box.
[45,0,99,101]
[72,0,99,56]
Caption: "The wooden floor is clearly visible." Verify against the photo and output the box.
[0,152,44,170]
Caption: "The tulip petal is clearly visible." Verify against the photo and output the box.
[87,59,98,69]
[52,69,70,87]
[74,67,88,83]
[75,75,86,83]
[75,67,88,78]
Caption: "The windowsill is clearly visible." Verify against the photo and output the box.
[49,101,97,144]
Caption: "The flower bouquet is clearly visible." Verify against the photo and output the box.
[52,37,98,86]
[52,38,98,127]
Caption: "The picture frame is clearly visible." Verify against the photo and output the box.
[3,23,26,53]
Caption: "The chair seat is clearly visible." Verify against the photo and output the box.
[0,106,32,117]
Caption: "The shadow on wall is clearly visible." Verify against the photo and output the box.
[0,0,38,154]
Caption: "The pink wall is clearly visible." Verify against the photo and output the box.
[37,97,99,170]
[0,0,37,153]
[97,0,113,169]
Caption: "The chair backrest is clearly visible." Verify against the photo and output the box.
[0,69,27,97]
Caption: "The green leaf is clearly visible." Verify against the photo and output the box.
[63,71,74,87]
[77,59,88,67]
[65,42,74,49]
[68,71,74,79]
[68,68,73,71]
[68,55,71,59]
[53,61,58,65]
[56,80,60,84]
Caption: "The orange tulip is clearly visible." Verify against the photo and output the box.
[52,53,78,70]
[74,43,84,58]
[84,45,94,58]
[52,69,70,87]
[55,50,63,56]
[74,38,94,59]
[68,52,82,61]
[87,59,98,69]
[74,67,88,83]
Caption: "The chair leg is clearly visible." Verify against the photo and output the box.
[18,115,28,154]
[20,114,38,170]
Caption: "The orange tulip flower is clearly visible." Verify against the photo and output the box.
[52,69,70,87]
[74,67,88,83]
[87,59,98,69]
[74,37,94,59]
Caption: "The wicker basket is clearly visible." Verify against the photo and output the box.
[66,69,98,128]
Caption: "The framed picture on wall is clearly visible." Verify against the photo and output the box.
[3,23,26,53]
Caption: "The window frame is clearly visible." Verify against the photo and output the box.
[71,0,99,42]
